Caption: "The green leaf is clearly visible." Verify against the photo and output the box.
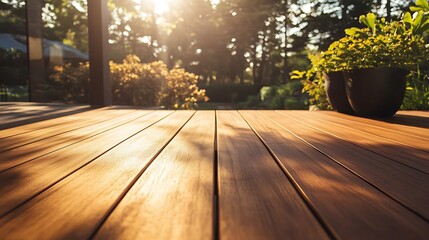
[345,27,360,36]
[410,6,423,12]
[416,0,429,10]
[360,13,377,35]
[412,11,425,34]
[403,12,413,24]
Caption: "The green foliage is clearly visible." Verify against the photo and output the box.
[258,81,309,110]
[410,0,429,13]
[402,68,429,110]
[292,0,429,111]
[322,16,427,72]
[290,55,331,110]
[50,62,90,103]
[323,0,429,72]
[298,72,331,110]
[201,84,262,103]
[49,55,208,108]
[110,56,167,106]
[162,68,209,109]
[406,0,429,37]
[0,49,27,86]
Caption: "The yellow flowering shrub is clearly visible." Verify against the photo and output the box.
[49,54,208,108]
[162,68,209,109]
[50,62,90,102]
[110,55,167,106]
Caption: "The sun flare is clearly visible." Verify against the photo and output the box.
[132,0,171,15]
[154,0,170,15]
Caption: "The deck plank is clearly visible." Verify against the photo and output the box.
[0,109,152,172]
[95,111,214,240]
[0,105,427,239]
[278,111,429,174]
[311,111,429,151]
[263,111,429,220]
[216,111,328,240]
[0,102,90,130]
[324,111,429,140]
[0,108,149,151]
[0,111,173,217]
[0,111,194,239]
[241,110,429,239]
[0,107,110,139]
[398,110,429,118]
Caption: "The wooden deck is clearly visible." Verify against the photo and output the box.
[0,104,428,239]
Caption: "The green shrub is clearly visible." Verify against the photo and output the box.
[50,62,90,103]
[321,15,427,72]
[291,0,429,110]
[50,54,208,108]
[110,56,167,106]
[291,54,331,110]
[0,49,28,86]
[259,81,309,110]
[162,68,208,109]
[201,84,262,102]
[402,68,429,110]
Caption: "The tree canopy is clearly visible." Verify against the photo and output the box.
[0,0,413,85]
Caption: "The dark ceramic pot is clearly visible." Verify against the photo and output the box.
[324,72,355,114]
[343,67,408,117]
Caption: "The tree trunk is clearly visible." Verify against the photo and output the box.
[386,0,391,21]
[257,32,267,85]
[282,0,289,83]
[236,47,245,84]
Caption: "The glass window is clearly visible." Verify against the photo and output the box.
[0,0,28,102]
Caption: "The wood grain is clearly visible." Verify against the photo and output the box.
[216,111,328,240]
[0,111,194,239]
[95,111,214,240]
[0,106,427,239]
[0,107,110,139]
[278,111,429,174]
[0,108,145,151]
[0,109,152,172]
[312,111,429,151]
[397,110,429,118]
[0,102,90,130]
[276,111,429,218]
[324,111,429,140]
[241,110,429,239]
[0,111,173,217]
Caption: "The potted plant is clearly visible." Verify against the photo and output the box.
[303,0,428,117]
[323,13,427,116]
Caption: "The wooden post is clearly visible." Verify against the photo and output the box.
[25,0,46,102]
[88,0,112,106]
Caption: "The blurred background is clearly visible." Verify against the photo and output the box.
[0,0,425,110]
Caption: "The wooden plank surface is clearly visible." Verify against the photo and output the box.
[271,111,429,220]
[0,108,145,151]
[0,107,109,139]
[277,111,429,174]
[312,111,429,152]
[95,111,214,240]
[216,111,328,240]
[0,109,152,172]
[0,102,90,130]
[0,111,173,217]
[0,106,428,239]
[242,111,429,239]
[0,111,194,239]
[325,111,429,140]
[397,110,429,118]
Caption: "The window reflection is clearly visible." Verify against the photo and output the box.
[0,0,28,101]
